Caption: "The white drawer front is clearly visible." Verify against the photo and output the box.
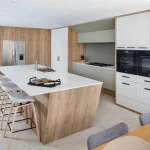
[137,76,150,86]
[117,79,137,100]
[137,83,150,105]
[116,72,137,82]
[116,95,150,114]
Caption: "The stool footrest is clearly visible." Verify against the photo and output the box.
[8,118,36,133]
[1,107,24,116]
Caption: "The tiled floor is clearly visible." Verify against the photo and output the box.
[0,94,140,150]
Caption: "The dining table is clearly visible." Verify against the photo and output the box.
[93,123,150,150]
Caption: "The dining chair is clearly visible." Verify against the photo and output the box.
[140,112,150,126]
[87,123,128,150]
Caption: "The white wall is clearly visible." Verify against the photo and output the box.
[51,27,68,73]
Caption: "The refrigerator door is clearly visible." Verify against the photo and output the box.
[2,40,14,66]
[14,41,25,65]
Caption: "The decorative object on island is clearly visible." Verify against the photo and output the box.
[81,55,86,63]
[28,77,61,87]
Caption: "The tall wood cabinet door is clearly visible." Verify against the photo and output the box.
[126,15,137,49]
[116,17,126,49]
[137,12,150,50]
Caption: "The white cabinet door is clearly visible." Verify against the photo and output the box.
[126,15,137,49]
[116,79,137,100]
[137,83,150,105]
[137,12,150,50]
[51,27,68,73]
[116,17,126,49]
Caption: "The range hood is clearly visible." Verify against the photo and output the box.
[78,29,115,43]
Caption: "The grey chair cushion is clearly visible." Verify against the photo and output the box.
[140,113,150,126]
[87,123,128,150]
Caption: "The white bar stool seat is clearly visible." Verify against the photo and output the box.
[1,82,22,92]
[8,92,35,103]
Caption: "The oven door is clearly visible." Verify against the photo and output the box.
[138,51,150,77]
[117,50,137,75]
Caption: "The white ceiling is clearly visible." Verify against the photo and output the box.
[0,0,149,29]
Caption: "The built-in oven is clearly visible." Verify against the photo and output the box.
[137,51,150,77]
[117,50,138,75]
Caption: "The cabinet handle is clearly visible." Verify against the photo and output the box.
[122,82,130,85]
[122,76,130,78]
[138,47,148,49]
[117,47,125,48]
[145,80,150,83]
[127,47,135,48]
[144,88,150,91]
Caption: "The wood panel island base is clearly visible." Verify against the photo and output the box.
[33,84,101,144]
[0,65,102,144]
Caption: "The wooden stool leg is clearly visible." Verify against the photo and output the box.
[0,87,3,101]
[8,105,18,150]
[32,103,40,142]
[3,103,14,138]
[0,92,7,112]
[0,97,8,130]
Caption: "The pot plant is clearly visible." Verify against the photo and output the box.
[81,55,86,63]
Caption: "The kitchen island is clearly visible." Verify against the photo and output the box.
[0,65,103,144]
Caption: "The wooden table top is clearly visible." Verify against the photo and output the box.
[93,123,150,150]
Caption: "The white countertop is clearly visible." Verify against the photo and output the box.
[72,62,115,70]
[0,65,102,96]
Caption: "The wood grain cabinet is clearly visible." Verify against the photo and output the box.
[116,12,150,50]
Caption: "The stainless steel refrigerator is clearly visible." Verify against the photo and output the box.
[2,40,25,66]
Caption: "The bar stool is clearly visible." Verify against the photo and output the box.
[3,92,40,150]
[0,82,22,130]
[0,76,10,99]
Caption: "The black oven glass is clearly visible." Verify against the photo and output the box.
[137,51,150,77]
[117,50,138,75]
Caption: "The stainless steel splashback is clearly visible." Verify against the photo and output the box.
[2,40,25,66]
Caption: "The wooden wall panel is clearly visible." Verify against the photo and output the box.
[68,28,85,72]
[0,26,51,67]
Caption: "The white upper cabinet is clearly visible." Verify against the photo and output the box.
[137,12,150,50]
[126,15,137,49]
[116,17,126,49]
[116,12,150,50]
[78,30,115,43]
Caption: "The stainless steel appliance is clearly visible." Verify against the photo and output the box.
[117,50,138,75]
[2,40,25,66]
[137,50,150,77]
[87,62,114,67]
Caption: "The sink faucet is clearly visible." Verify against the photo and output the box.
[35,60,38,71]
[35,60,47,70]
